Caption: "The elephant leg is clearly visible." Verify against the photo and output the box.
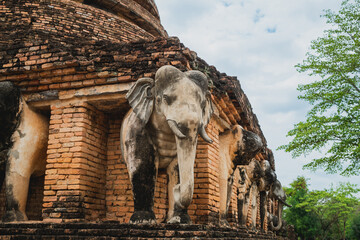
[250,184,258,229]
[167,160,191,224]
[122,111,157,224]
[166,160,179,222]
[0,165,4,192]
[219,173,234,226]
[242,191,250,225]
[260,191,268,231]
[127,141,157,224]
[3,170,30,222]
[237,195,249,225]
[225,174,234,219]
[2,142,36,222]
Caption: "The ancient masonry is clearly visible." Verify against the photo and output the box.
[0,0,283,239]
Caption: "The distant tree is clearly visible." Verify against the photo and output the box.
[284,176,321,240]
[284,177,359,240]
[299,183,359,240]
[279,0,360,176]
[347,209,360,239]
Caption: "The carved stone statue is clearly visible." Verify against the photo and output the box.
[268,179,291,231]
[218,125,263,226]
[0,81,48,222]
[236,166,252,226]
[120,65,213,224]
[236,158,291,231]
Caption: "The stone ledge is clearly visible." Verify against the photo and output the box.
[0,222,278,239]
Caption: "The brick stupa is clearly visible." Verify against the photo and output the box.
[0,1,283,238]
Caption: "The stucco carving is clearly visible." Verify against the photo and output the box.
[218,125,263,226]
[120,65,213,224]
[0,81,48,222]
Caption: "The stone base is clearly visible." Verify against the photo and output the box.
[0,222,279,239]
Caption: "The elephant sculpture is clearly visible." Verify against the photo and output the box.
[268,179,291,231]
[0,81,49,222]
[120,65,213,224]
[218,125,263,226]
[237,157,291,230]
[237,159,264,229]
[236,167,250,226]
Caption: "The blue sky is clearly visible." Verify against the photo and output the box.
[155,0,360,190]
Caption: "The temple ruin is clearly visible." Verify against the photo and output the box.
[0,0,288,239]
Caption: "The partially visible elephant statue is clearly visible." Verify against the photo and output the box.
[268,179,292,231]
[0,81,49,222]
[120,65,213,224]
[218,125,263,226]
[237,158,283,230]
[236,166,251,226]
[237,159,265,229]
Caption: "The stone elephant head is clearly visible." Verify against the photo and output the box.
[120,65,213,224]
[268,179,292,231]
[127,65,213,139]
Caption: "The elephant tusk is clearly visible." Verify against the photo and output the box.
[276,195,292,208]
[282,200,292,208]
[199,125,213,144]
[167,120,186,139]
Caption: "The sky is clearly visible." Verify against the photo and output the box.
[155,0,360,190]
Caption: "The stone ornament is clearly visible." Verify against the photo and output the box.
[218,125,263,226]
[0,81,48,222]
[236,158,292,231]
[120,65,213,224]
[268,179,291,231]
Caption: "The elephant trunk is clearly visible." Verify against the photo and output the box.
[173,137,197,209]
[270,202,283,231]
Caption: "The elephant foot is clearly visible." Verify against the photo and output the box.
[129,211,156,225]
[167,209,191,224]
[2,210,27,222]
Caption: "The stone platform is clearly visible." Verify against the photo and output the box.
[0,222,278,239]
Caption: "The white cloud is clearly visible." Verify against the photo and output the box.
[155,0,360,190]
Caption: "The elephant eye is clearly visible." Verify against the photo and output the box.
[163,94,176,105]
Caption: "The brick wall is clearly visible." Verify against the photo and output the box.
[0,0,155,45]
[188,120,221,224]
[43,102,108,222]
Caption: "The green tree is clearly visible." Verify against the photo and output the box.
[299,183,359,239]
[279,0,360,176]
[284,176,321,240]
[347,209,360,239]
[284,177,359,240]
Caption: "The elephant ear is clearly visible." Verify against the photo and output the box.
[126,77,154,125]
[185,70,214,126]
[203,91,213,126]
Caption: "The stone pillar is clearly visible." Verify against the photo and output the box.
[43,102,108,222]
[190,120,220,224]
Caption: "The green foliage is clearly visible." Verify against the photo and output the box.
[347,210,360,239]
[284,177,360,240]
[284,177,321,239]
[279,0,360,176]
